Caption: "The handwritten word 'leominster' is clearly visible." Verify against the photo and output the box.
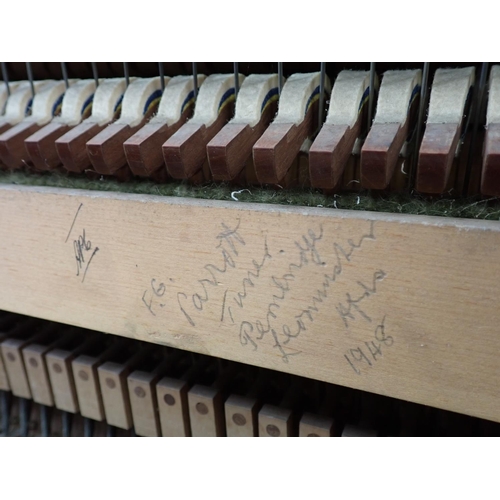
[143,217,386,368]
[238,225,324,361]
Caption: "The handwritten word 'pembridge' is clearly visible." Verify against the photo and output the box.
[239,225,325,362]
[240,221,378,363]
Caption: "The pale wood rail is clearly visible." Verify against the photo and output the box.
[0,184,499,422]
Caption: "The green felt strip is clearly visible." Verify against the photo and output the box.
[0,170,499,221]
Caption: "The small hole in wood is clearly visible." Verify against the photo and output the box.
[232,413,247,426]
[163,394,176,406]
[196,402,209,415]
[134,386,146,398]
[266,424,281,437]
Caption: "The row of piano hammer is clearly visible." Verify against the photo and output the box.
[1,65,499,195]
[0,313,374,437]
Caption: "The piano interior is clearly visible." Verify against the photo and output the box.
[1,61,499,437]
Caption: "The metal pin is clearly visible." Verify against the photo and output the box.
[234,62,239,100]
[91,62,99,88]
[158,62,165,92]
[192,62,198,100]
[123,62,130,88]
[83,417,94,437]
[411,62,430,188]
[368,63,376,127]
[278,63,283,95]
[1,62,10,97]
[40,405,50,437]
[61,62,69,90]
[416,62,430,147]
[26,62,35,100]
[0,390,10,436]
[464,62,490,195]
[478,63,490,118]
[319,62,327,130]
[62,411,72,437]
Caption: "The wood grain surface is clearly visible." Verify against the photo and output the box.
[0,184,499,422]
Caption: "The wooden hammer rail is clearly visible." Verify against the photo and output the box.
[0,184,500,423]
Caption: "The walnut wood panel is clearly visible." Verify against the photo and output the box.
[0,185,499,422]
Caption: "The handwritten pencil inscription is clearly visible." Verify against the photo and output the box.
[65,203,99,283]
[344,316,394,374]
[176,219,247,327]
[142,279,167,316]
[140,217,392,370]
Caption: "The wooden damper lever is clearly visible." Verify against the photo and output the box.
[481,65,500,196]
[0,80,22,135]
[253,72,331,184]
[207,73,279,181]
[86,77,162,177]
[309,70,373,189]
[124,75,205,178]
[0,81,41,137]
[360,69,421,189]
[163,73,244,180]
[24,79,96,171]
[0,80,66,169]
[55,78,126,173]
[416,67,475,193]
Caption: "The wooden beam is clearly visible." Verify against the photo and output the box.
[0,185,499,422]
